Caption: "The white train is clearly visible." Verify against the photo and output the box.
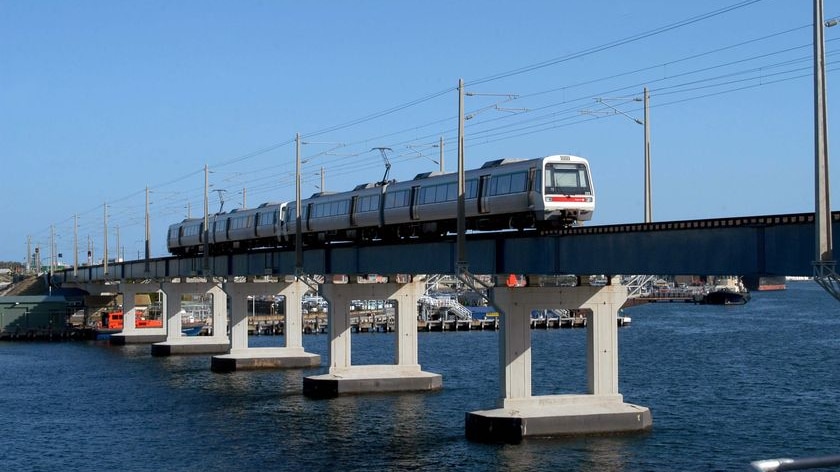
[167,154,594,256]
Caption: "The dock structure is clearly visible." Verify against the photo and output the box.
[303,276,442,399]
[150,281,230,356]
[465,276,652,443]
[211,278,320,372]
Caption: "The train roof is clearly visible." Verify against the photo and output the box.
[480,158,526,168]
[412,171,448,180]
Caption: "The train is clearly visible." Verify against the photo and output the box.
[167,154,594,256]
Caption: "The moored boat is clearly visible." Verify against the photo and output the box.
[702,277,751,305]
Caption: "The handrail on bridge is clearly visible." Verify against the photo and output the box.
[750,453,840,471]
[813,261,840,303]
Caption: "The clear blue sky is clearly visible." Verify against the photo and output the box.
[1,0,835,263]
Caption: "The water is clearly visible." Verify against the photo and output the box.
[2,281,840,471]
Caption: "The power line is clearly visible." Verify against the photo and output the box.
[467,0,768,87]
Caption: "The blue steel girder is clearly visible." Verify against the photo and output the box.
[54,212,830,284]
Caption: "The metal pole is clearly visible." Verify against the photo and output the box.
[26,235,31,273]
[439,136,445,173]
[320,166,325,191]
[145,187,151,272]
[73,215,78,277]
[457,79,466,268]
[644,87,652,223]
[815,0,832,263]
[295,133,303,272]
[203,164,210,275]
[103,202,108,275]
[50,225,55,274]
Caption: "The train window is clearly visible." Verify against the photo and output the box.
[510,172,527,193]
[358,195,378,212]
[545,163,591,195]
[466,179,477,199]
[423,186,437,204]
[445,182,457,201]
[494,174,512,195]
[257,212,276,227]
[385,190,409,208]
[285,203,296,224]
[230,215,250,230]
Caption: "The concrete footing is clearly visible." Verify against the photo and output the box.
[109,332,167,345]
[303,365,443,399]
[211,347,321,372]
[151,338,230,356]
[465,394,652,443]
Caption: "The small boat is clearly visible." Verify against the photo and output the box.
[181,324,205,336]
[617,309,632,327]
[101,311,164,329]
[702,277,751,305]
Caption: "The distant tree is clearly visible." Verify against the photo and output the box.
[0,261,23,271]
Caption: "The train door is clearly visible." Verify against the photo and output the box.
[478,175,491,214]
[410,186,420,220]
[350,195,358,227]
[527,166,537,208]
[274,205,286,235]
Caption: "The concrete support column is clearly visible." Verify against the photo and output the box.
[221,279,308,352]
[207,284,228,342]
[282,281,305,350]
[586,280,623,395]
[493,287,532,403]
[152,280,230,356]
[304,278,441,398]
[393,281,421,367]
[465,277,651,442]
[120,284,139,335]
[224,282,251,351]
[321,282,353,372]
[211,278,320,372]
[109,282,167,345]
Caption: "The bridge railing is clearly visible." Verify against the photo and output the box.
[750,454,840,471]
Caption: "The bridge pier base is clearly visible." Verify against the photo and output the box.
[303,278,442,398]
[465,278,652,443]
[110,283,166,345]
[151,281,229,356]
[211,278,320,372]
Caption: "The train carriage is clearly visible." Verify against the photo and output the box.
[167,153,593,255]
[167,218,204,256]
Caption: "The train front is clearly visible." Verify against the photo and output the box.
[539,155,594,226]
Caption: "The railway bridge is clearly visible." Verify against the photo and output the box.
[53,211,835,442]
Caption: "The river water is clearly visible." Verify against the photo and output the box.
[2,281,839,471]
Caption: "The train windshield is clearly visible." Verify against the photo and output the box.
[544,163,591,195]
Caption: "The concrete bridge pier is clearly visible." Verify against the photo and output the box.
[151,280,229,356]
[465,276,652,443]
[211,278,321,372]
[303,277,442,398]
[110,283,166,345]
